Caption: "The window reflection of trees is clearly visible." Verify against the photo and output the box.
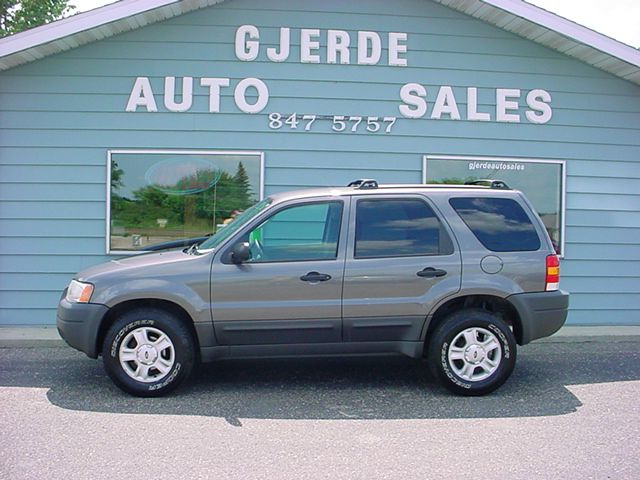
[110,156,258,251]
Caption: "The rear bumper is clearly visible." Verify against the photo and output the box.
[56,295,109,358]
[507,290,569,345]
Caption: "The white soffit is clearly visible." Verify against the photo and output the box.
[0,0,639,86]
[432,0,640,85]
[0,0,223,70]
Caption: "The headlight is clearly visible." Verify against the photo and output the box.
[65,280,94,303]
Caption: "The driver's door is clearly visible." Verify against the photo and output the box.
[210,197,349,345]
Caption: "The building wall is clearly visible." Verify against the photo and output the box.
[1,0,639,326]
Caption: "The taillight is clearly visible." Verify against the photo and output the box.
[546,255,560,291]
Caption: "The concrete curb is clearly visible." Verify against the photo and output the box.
[0,325,639,348]
[0,326,64,348]
[536,326,640,343]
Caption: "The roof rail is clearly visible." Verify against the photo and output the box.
[464,179,511,190]
[346,178,510,190]
[347,179,379,189]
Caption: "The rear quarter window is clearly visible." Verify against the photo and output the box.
[449,197,541,252]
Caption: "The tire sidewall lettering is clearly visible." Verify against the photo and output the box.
[102,309,195,397]
[487,323,510,360]
[148,362,181,391]
[440,341,472,390]
[111,319,180,389]
[110,319,155,357]
[439,320,511,390]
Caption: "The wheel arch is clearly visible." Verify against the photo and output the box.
[423,294,524,352]
[96,298,200,360]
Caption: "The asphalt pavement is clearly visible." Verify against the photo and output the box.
[1,340,639,479]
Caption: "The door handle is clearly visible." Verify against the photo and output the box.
[417,267,447,278]
[300,271,332,282]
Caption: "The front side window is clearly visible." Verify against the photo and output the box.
[108,150,263,253]
[245,201,343,263]
[355,198,453,258]
[450,197,541,252]
[198,198,271,251]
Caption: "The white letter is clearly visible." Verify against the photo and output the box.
[467,87,490,121]
[431,86,460,120]
[200,78,230,113]
[234,78,269,113]
[526,89,552,124]
[267,27,290,62]
[496,88,521,123]
[125,77,157,112]
[388,32,408,67]
[358,31,381,65]
[235,25,259,61]
[300,29,320,63]
[164,77,193,112]
[399,83,427,118]
[327,30,350,64]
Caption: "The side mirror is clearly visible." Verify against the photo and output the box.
[231,242,251,264]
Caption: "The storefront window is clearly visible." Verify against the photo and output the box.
[423,156,564,255]
[108,150,263,253]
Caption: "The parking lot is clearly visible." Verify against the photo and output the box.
[1,339,639,479]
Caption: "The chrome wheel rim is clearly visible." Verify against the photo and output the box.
[447,327,502,382]
[119,326,175,383]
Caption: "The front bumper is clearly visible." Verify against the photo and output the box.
[56,294,109,358]
[507,290,570,345]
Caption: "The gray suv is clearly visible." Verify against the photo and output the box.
[57,180,569,397]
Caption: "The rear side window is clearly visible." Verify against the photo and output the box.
[450,197,541,252]
[355,198,453,258]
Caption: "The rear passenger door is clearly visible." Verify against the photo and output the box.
[342,195,461,342]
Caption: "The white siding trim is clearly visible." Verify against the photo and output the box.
[431,0,640,84]
[0,0,179,57]
[0,0,639,84]
[0,0,224,70]
[481,0,639,67]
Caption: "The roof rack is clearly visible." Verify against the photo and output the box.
[346,179,511,190]
[464,179,511,190]
[347,179,379,189]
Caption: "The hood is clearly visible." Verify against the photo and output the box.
[76,249,199,282]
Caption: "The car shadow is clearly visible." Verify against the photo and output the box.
[1,340,638,424]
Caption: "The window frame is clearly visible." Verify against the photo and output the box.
[106,149,264,255]
[244,200,345,264]
[351,195,454,260]
[219,198,348,265]
[423,154,566,257]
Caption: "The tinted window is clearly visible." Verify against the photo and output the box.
[449,197,541,252]
[355,198,452,258]
[246,201,343,262]
[425,157,563,254]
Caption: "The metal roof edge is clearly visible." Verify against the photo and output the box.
[482,0,640,67]
[0,0,638,85]
[0,0,181,57]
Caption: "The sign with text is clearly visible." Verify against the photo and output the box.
[125,25,553,127]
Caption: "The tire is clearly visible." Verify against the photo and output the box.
[427,309,516,396]
[102,308,196,397]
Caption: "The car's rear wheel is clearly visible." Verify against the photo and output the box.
[102,308,195,397]
[428,309,516,396]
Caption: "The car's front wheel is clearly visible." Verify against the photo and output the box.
[102,308,195,397]
[428,309,517,396]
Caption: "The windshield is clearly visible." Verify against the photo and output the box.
[197,198,272,251]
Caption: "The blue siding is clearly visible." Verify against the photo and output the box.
[1,0,639,326]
